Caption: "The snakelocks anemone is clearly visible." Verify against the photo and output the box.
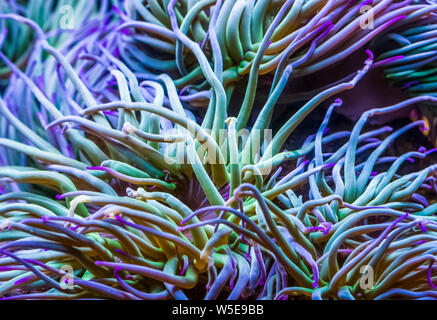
[0,0,436,300]
[374,13,437,146]
[0,0,112,82]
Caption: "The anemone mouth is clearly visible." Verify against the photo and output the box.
[172,175,231,212]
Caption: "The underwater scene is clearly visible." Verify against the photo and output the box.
[0,0,436,301]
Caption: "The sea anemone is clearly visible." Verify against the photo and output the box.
[0,0,436,301]
[374,15,437,145]
[0,0,112,83]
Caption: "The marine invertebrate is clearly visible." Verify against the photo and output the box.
[375,14,437,145]
[115,0,436,129]
[0,0,113,83]
[0,1,436,301]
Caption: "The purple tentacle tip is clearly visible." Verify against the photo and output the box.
[181,259,189,276]
[86,166,106,171]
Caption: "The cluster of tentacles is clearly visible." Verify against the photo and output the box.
[373,15,437,145]
[0,0,436,300]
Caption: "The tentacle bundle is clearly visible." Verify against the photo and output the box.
[0,0,436,300]
[375,17,437,146]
